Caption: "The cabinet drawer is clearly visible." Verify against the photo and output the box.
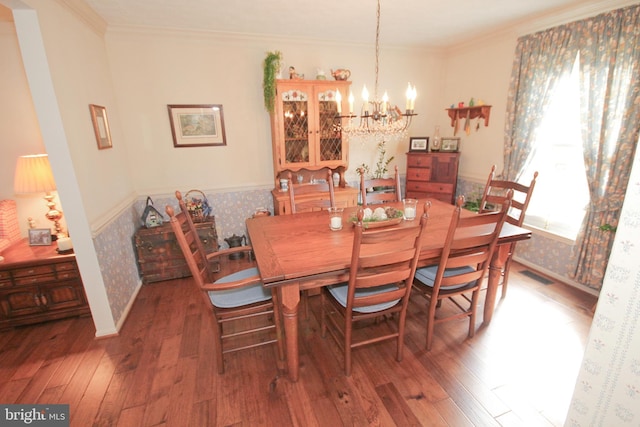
[55,262,77,273]
[406,169,432,181]
[0,270,10,281]
[12,265,55,278]
[406,182,453,194]
[14,274,56,286]
[407,156,433,168]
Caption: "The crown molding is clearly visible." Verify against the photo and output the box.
[55,0,107,36]
[445,0,638,53]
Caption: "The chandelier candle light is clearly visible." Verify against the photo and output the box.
[336,0,417,138]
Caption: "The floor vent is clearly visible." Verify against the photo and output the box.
[519,270,554,285]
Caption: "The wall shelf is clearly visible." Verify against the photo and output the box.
[446,105,492,127]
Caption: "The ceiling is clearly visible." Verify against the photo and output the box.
[80,0,619,48]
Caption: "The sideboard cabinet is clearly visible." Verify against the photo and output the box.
[134,217,218,283]
[0,239,90,330]
[405,152,460,204]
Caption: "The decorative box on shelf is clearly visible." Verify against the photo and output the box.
[134,217,218,284]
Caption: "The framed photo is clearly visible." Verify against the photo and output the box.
[409,137,429,152]
[168,104,227,147]
[29,228,52,246]
[441,137,460,152]
[89,104,113,150]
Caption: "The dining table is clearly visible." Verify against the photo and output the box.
[246,199,531,381]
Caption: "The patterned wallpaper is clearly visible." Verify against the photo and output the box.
[92,188,275,325]
[565,147,640,425]
[93,179,596,326]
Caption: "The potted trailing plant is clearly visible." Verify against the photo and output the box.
[358,141,394,180]
[263,50,282,113]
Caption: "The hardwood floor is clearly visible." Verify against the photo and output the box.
[0,262,596,426]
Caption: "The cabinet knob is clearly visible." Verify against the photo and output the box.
[34,295,41,306]
[40,295,48,306]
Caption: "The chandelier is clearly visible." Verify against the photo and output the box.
[336,0,417,138]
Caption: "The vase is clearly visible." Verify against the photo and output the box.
[431,125,441,151]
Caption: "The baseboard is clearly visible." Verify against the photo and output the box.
[513,257,599,297]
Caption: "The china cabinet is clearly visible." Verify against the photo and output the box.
[405,152,460,204]
[0,239,90,330]
[270,79,351,181]
[269,79,358,214]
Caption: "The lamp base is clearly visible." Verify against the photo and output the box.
[44,193,65,238]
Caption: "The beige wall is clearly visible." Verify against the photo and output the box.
[104,30,442,194]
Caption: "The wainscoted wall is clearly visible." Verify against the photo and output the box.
[94,179,597,328]
[91,206,141,326]
[456,177,594,294]
[93,187,275,328]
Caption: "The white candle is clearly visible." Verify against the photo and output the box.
[362,85,369,114]
[57,237,73,251]
[335,89,342,114]
[410,85,417,110]
[382,91,388,114]
[406,83,412,111]
[330,216,342,230]
[348,91,354,115]
[404,207,416,220]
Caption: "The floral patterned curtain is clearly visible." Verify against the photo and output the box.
[571,5,640,288]
[503,26,577,181]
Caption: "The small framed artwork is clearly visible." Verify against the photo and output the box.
[441,137,460,152]
[168,104,227,148]
[409,137,429,152]
[29,228,52,246]
[89,104,113,149]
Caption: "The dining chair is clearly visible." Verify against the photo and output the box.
[412,193,511,351]
[478,165,538,298]
[166,191,284,374]
[359,165,402,207]
[287,169,336,214]
[320,202,430,376]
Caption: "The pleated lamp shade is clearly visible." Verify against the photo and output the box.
[14,154,57,194]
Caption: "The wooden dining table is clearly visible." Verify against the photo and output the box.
[246,199,531,381]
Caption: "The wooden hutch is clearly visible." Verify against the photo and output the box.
[269,79,358,215]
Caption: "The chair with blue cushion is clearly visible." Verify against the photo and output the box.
[166,191,284,374]
[320,202,430,376]
[413,193,511,351]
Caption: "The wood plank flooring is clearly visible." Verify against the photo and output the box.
[0,262,597,426]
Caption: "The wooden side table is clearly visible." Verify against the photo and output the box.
[0,238,90,330]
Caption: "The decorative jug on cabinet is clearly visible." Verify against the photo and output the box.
[331,69,351,81]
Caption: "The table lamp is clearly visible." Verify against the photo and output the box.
[14,154,65,239]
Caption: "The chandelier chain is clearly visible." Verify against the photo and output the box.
[374,0,380,102]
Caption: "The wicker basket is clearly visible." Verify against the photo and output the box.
[184,190,212,223]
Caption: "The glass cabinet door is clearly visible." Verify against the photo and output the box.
[281,89,310,165]
[317,89,343,163]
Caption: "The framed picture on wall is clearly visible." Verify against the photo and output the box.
[89,104,113,150]
[441,137,460,152]
[167,104,227,147]
[409,137,429,152]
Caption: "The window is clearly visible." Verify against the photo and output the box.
[521,56,590,240]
